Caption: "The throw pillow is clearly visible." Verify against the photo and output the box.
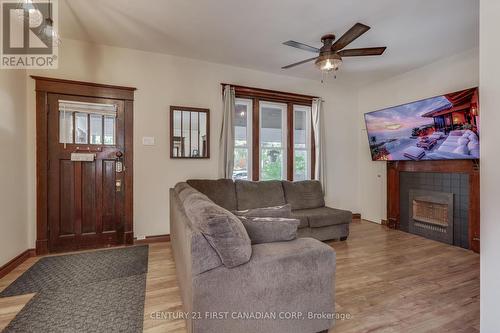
[200,214,252,268]
[238,217,300,244]
[233,204,292,218]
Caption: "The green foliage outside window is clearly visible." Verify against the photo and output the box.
[261,149,282,180]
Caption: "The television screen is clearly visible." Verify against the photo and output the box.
[364,87,479,161]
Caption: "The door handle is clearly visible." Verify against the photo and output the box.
[115,179,122,192]
[115,151,124,173]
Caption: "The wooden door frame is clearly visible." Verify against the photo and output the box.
[32,76,136,255]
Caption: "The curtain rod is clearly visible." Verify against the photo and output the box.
[220,83,321,100]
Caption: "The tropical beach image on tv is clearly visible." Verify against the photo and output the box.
[364,87,480,161]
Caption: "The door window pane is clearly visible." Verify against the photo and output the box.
[59,111,74,143]
[104,116,115,145]
[90,114,103,144]
[75,113,88,144]
[233,98,252,180]
[260,102,286,180]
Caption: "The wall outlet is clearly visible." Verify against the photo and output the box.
[136,235,146,240]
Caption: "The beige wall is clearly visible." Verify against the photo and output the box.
[25,38,359,244]
[480,0,500,331]
[0,69,28,266]
[356,48,479,223]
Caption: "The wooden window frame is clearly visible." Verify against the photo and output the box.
[222,84,317,181]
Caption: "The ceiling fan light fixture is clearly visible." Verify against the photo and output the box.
[315,52,342,72]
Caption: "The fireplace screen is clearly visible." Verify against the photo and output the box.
[409,190,454,244]
[412,200,449,227]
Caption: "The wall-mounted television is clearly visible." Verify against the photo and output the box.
[364,87,479,161]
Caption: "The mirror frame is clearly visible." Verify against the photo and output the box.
[170,106,210,159]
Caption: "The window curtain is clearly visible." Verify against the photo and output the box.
[218,85,236,178]
[312,98,326,194]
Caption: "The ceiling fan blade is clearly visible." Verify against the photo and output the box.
[331,23,371,51]
[282,56,318,69]
[283,40,320,53]
[338,47,387,57]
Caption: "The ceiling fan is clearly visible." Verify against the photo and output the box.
[282,23,386,73]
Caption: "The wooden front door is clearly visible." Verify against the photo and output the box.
[46,94,127,252]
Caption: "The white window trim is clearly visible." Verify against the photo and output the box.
[259,100,287,180]
[293,105,312,180]
[235,98,253,180]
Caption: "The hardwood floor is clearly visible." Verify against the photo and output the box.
[0,220,479,332]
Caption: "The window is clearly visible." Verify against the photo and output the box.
[230,86,315,181]
[90,114,103,144]
[293,105,311,181]
[233,98,252,180]
[260,101,287,180]
[59,100,117,146]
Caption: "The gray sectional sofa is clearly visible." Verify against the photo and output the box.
[169,179,351,333]
[187,179,352,241]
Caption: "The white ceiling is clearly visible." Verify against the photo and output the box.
[59,0,479,85]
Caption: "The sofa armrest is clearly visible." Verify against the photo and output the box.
[191,238,336,333]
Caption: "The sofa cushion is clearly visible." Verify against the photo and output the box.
[182,191,252,268]
[187,179,237,211]
[289,210,311,229]
[192,238,336,333]
[235,180,286,210]
[282,180,325,210]
[295,207,352,228]
[234,204,292,218]
[238,217,299,244]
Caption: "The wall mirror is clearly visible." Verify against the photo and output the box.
[170,106,210,158]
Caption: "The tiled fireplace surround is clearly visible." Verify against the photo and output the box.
[401,173,468,248]
[387,160,480,252]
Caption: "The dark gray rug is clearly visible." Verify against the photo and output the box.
[0,245,149,333]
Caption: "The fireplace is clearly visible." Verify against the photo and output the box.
[409,190,454,244]
[386,160,480,253]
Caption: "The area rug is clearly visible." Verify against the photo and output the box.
[0,245,148,333]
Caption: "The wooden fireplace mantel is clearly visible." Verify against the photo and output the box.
[387,160,480,253]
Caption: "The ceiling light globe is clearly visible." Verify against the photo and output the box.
[315,52,342,72]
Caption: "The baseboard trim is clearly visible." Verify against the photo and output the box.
[134,234,170,245]
[0,249,36,279]
[352,213,361,220]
